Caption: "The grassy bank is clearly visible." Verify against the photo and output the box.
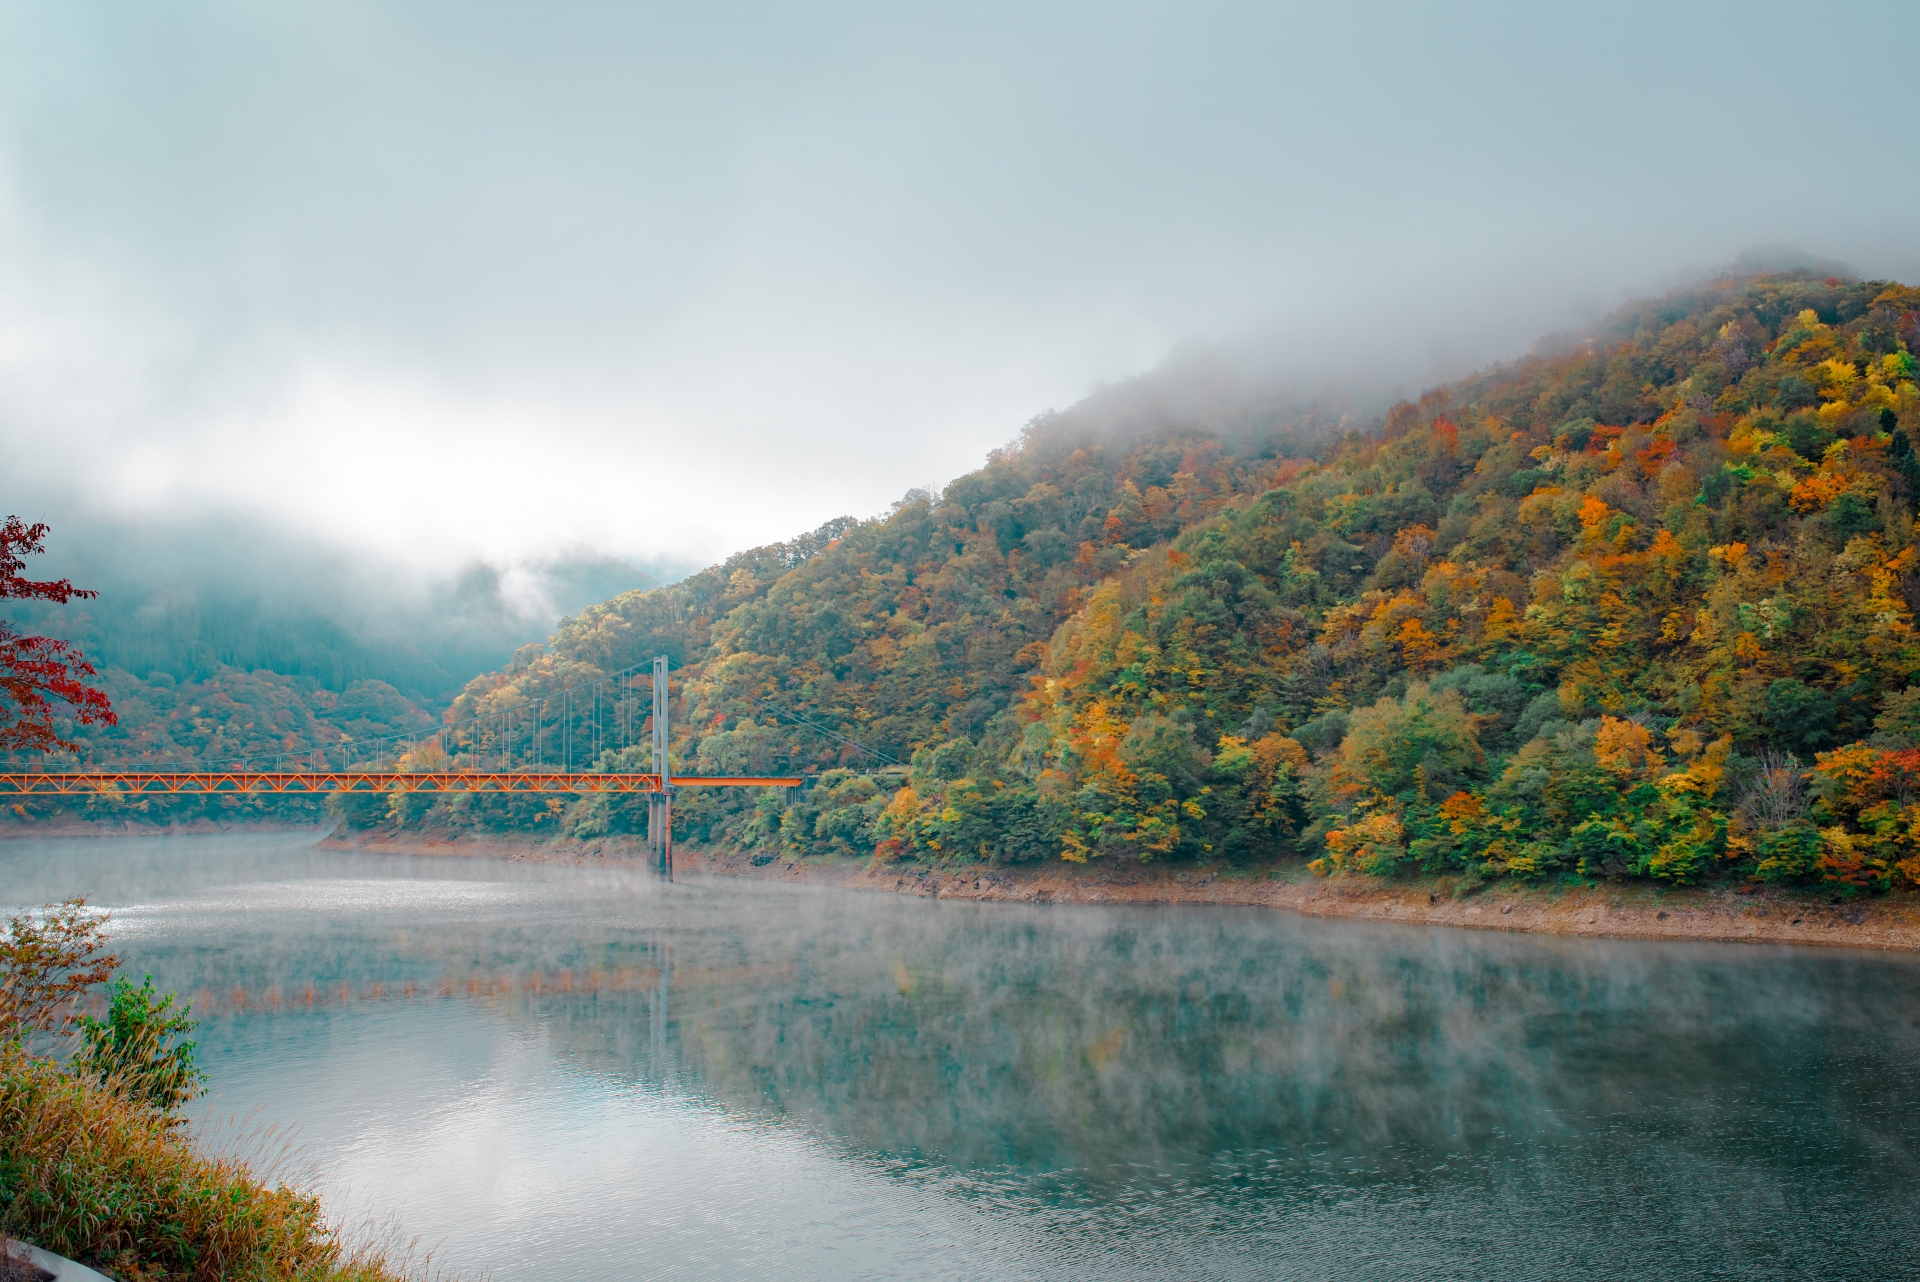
[0,1050,422,1281]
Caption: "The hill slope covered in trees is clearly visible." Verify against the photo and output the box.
[314,274,1920,890]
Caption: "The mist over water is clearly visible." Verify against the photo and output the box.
[6,833,1918,1281]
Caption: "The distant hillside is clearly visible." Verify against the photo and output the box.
[57,272,1920,891]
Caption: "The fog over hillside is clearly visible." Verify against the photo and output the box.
[4,273,1524,706]
[9,512,686,701]
[5,245,1879,709]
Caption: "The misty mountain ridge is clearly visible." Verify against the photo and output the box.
[332,266,1916,898]
[14,243,1822,710]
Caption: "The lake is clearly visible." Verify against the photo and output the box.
[5,831,1918,1280]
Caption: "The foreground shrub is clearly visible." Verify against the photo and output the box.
[0,1047,413,1281]
[75,975,207,1120]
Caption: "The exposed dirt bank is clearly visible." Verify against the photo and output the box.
[317,829,1920,953]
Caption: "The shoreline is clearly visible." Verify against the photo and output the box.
[314,828,1920,953]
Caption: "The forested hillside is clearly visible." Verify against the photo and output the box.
[116,273,1920,890]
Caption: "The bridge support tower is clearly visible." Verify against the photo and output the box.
[648,653,673,880]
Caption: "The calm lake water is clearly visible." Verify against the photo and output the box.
[5,831,1919,1280]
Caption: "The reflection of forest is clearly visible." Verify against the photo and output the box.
[525,902,1920,1182]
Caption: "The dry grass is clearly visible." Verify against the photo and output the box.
[0,1048,437,1281]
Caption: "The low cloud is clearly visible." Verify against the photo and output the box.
[1,2,1914,599]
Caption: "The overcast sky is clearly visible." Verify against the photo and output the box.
[3,0,1917,573]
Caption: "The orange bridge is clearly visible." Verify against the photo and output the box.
[0,772,800,796]
[7,654,832,881]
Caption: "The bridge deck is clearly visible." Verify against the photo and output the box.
[0,772,800,796]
